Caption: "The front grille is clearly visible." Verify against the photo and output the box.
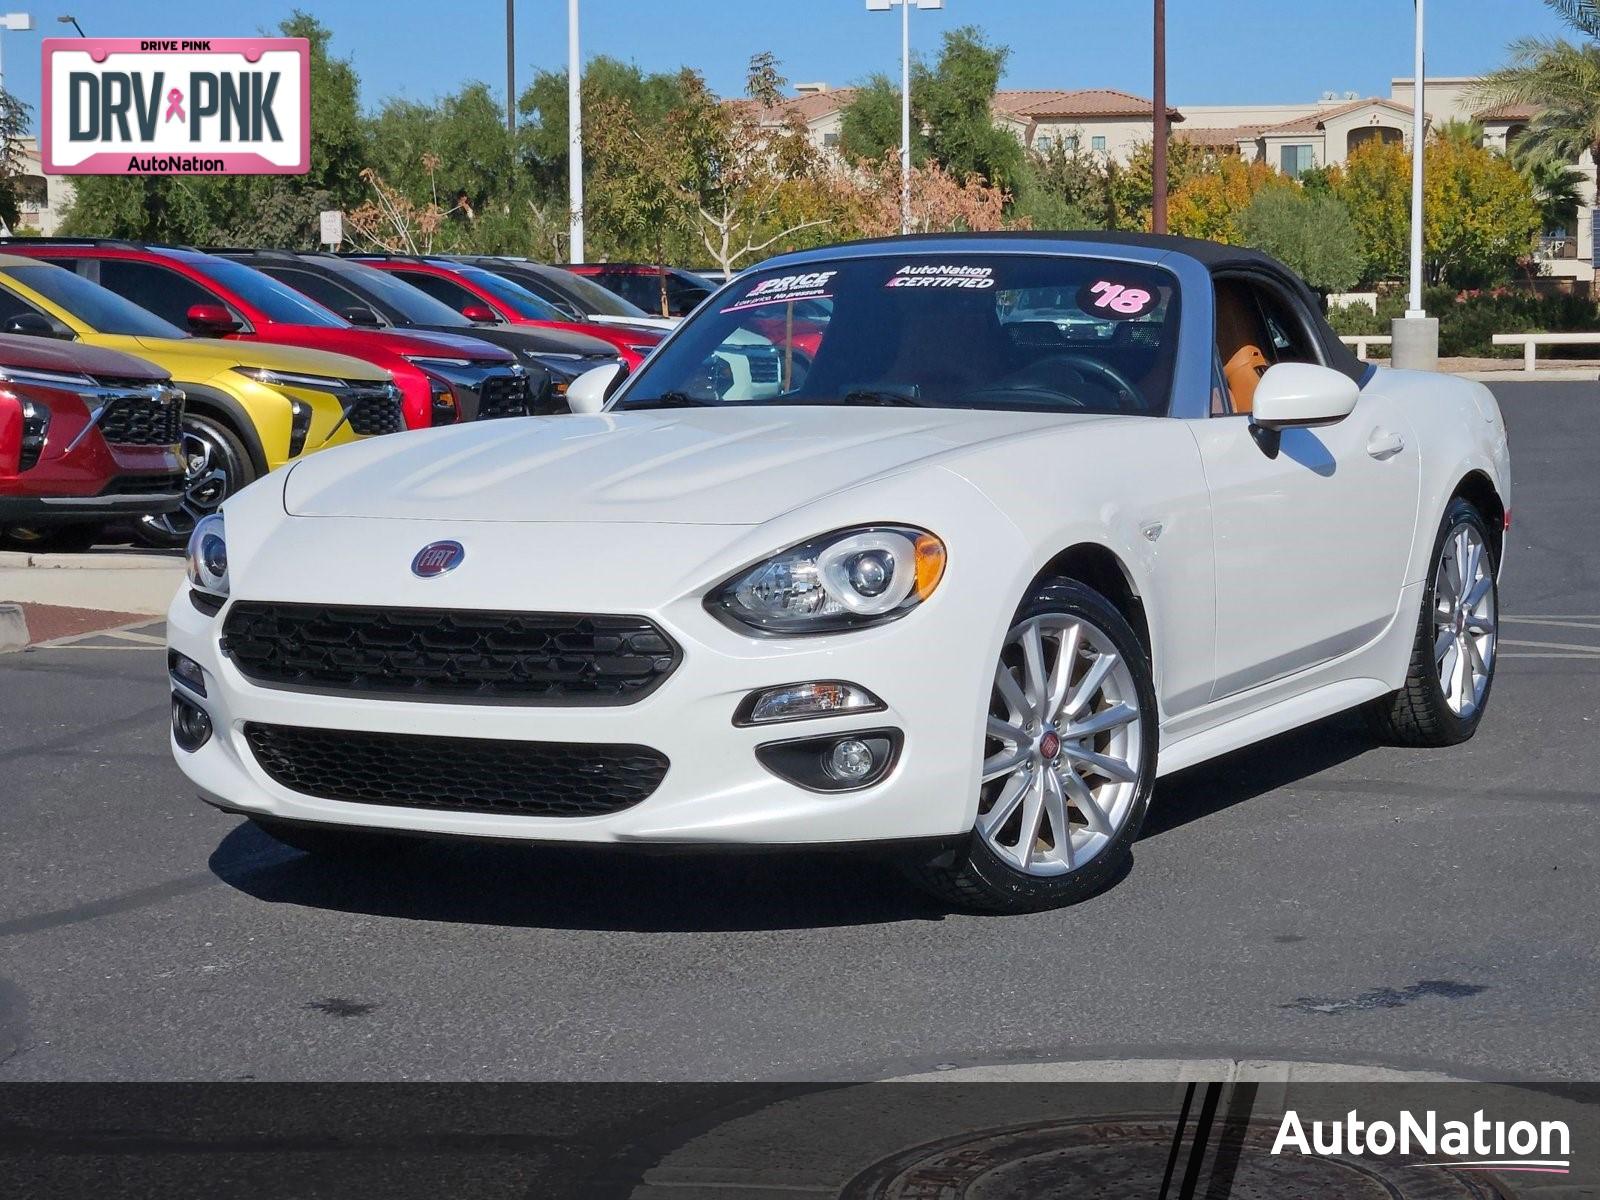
[222,603,680,705]
[99,472,183,496]
[97,395,183,446]
[477,371,532,419]
[344,386,405,435]
[243,722,669,817]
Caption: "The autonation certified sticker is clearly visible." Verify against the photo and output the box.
[42,38,310,175]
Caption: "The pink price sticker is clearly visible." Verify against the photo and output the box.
[1077,279,1158,320]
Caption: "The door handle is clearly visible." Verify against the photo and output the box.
[1367,430,1405,460]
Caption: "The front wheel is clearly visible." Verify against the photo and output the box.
[134,415,255,550]
[1365,497,1499,746]
[904,579,1158,913]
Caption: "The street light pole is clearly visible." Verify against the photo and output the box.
[567,0,584,264]
[1392,0,1439,369]
[900,0,911,235]
[1407,0,1426,318]
[0,12,35,98]
[1152,0,1168,234]
[505,0,515,134]
[868,0,941,236]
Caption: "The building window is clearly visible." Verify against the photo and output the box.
[1035,134,1052,152]
[1092,135,1107,153]
[822,132,839,148]
[1280,144,1315,178]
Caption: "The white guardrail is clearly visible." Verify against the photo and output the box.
[1340,335,1391,361]
[1492,332,1600,373]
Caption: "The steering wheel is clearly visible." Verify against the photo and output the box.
[1014,353,1146,413]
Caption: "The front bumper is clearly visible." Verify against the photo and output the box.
[165,521,1004,847]
[0,479,184,521]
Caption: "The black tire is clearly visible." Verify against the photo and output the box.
[0,524,102,553]
[902,579,1159,914]
[249,817,415,860]
[134,413,256,550]
[1365,496,1499,747]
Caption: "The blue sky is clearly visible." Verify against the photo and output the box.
[6,0,1578,130]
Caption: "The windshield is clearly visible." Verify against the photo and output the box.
[342,262,472,327]
[451,266,568,322]
[10,264,186,338]
[531,266,651,318]
[615,254,1181,415]
[191,255,348,327]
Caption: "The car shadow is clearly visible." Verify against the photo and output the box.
[209,713,1378,933]
[1141,710,1378,840]
[209,822,951,933]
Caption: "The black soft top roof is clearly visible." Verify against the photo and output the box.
[816,230,1371,385]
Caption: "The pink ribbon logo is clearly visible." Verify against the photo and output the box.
[164,88,185,123]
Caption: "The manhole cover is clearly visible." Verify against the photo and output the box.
[839,1115,1517,1199]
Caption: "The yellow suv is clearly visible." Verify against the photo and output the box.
[0,253,403,546]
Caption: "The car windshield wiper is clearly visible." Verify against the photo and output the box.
[623,392,715,410]
[838,387,926,408]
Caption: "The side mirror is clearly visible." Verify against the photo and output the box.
[341,305,382,327]
[4,311,69,339]
[186,303,241,336]
[565,362,624,414]
[461,304,498,324]
[1250,363,1359,430]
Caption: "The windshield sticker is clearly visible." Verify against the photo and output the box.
[721,271,837,314]
[1077,279,1159,320]
[886,264,996,290]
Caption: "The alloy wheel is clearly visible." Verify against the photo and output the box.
[1433,522,1496,718]
[980,614,1145,877]
[140,427,231,544]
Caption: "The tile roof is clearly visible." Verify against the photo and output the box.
[1474,101,1539,122]
[993,88,1183,120]
[1176,125,1260,147]
[1254,97,1414,135]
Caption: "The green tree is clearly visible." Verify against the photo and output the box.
[1013,136,1109,229]
[0,89,36,229]
[916,26,1025,192]
[1521,155,1587,233]
[1236,188,1364,292]
[838,74,927,166]
[1329,138,1413,281]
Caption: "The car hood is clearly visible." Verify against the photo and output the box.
[0,332,169,381]
[122,335,390,382]
[415,322,616,357]
[283,404,1116,525]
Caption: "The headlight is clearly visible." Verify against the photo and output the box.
[403,356,474,370]
[185,513,229,598]
[709,525,946,634]
[230,366,348,392]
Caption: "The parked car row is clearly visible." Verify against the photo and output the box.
[0,238,715,550]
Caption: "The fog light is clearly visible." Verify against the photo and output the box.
[168,649,207,697]
[735,680,884,726]
[754,728,902,793]
[287,399,313,457]
[826,738,875,782]
[430,385,458,425]
[171,693,213,752]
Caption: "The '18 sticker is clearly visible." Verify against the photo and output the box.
[1077,279,1158,320]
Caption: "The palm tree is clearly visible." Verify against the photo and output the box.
[1475,3,1600,165]
[1522,155,1587,234]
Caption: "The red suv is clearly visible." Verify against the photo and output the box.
[351,256,662,370]
[0,241,529,429]
[1,333,184,550]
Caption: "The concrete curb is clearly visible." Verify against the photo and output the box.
[0,602,25,652]
[0,550,181,570]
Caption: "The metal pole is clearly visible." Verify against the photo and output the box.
[900,0,912,235]
[567,0,585,263]
[505,0,515,133]
[1152,0,1168,234]
[1407,0,1426,316]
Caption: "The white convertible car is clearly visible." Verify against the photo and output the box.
[167,234,1510,912]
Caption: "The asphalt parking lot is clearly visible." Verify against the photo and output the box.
[1,380,1596,1084]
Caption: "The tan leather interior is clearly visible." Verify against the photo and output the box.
[1223,344,1270,415]
[1213,278,1274,415]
